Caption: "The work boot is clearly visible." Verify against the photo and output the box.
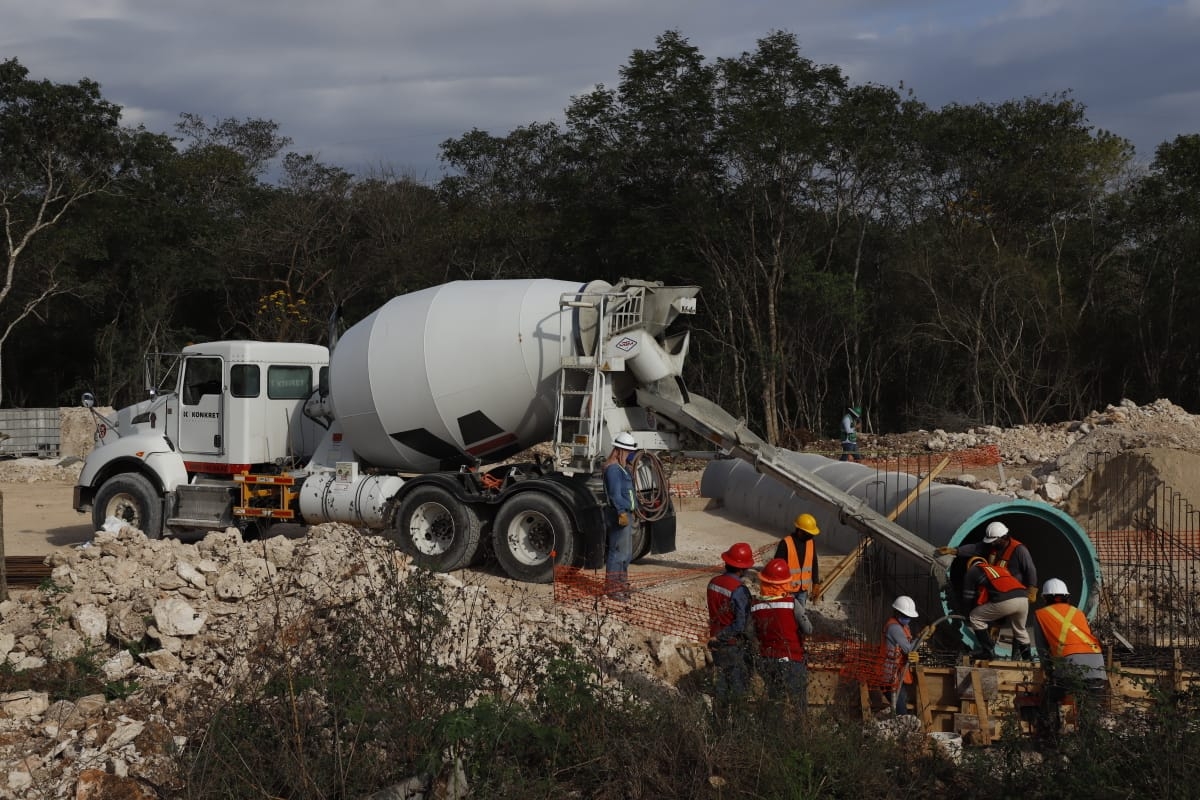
[1016,643,1033,662]
[971,630,996,661]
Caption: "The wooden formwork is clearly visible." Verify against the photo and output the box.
[809,650,1200,746]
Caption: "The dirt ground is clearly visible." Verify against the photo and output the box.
[0,468,788,607]
[0,480,95,554]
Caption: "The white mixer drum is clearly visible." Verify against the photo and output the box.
[329,279,589,472]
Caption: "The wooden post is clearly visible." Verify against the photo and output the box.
[0,491,7,601]
[971,669,992,745]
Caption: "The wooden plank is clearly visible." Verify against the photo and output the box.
[916,665,935,729]
[971,670,992,745]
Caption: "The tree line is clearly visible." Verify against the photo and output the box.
[3,30,1199,442]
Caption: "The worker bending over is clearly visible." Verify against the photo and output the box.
[963,556,1032,660]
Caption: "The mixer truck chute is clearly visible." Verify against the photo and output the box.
[73,278,699,584]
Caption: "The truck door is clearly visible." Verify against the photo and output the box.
[178,355,224,455]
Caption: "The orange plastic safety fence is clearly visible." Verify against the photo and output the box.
[861,444,1001,472]
[553,566,710,642]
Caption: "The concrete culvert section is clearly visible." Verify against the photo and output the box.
[702,452,1101,650]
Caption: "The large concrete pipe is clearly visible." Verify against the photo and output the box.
[702,453,1101,643]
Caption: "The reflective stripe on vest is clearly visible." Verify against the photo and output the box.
[993,537,1023,568]
[977,563,1024,605]
[707,573,743,638]
[751,597,805,661]
[1036,603,1102,657]
[783,536,815,594]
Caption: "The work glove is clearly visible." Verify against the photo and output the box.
[908,651,920,665]
[617,511,629,527]
[812,583,822,601]
[1027,587,1038,603]
[935,546,957,557]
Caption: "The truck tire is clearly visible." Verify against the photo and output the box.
[631,521,651,561]
[392,485,483,572]
[492,493,576,583]
[93,473,164,538]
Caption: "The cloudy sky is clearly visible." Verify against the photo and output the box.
[4,1,1199,182]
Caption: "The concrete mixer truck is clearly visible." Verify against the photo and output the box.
[72,278,701,582]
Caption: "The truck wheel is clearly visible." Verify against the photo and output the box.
[392,485,483,572]
[92,473,164,538]
[631,521,651,561]
[492,493,576,583]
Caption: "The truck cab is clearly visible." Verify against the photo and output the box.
[75,341,330,536]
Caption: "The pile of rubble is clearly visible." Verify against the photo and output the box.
[0,523,697,798]
[913,398,1200,507]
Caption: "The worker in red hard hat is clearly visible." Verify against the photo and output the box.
[751,557,813,714]
[773,512,821,605]
[706,542,756,708]
[603,431,639,599]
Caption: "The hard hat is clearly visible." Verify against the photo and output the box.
[966,556,987,570]
[892,595,918,618]
[721,542,755,570]
[1042,578,1070,597]
[794,513,820,536]
[849,405,862,418]
[612,431,638,451]
[983,521,1009,543]
[759,558,791,585]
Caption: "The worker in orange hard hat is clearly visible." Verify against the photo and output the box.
[751,557,813,714]
[706,542,756,708]
[773,512,821,605]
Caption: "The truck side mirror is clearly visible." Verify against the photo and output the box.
[319,370,329,397]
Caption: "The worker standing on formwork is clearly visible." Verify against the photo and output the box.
[882,596,920,716]
[707,543,756,709]
[774,513,821,607]
[1033,578,1107,728]
[751,558,814,715]
[963,556,1032,660]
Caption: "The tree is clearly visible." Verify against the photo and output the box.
[0,58,128,405]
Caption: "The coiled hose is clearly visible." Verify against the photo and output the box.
[632,450,672,522]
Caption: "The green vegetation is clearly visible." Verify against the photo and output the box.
[176,563,1200,799]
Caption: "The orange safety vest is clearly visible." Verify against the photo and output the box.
[1035,603,1102,658]
[751,595,805,661]
[991,537,1024,568]
[782,535,815,594]
[975,563,1025,605]
[707,573,745,639]
[882,617,913,689]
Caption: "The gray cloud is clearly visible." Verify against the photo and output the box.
[2,1,1195,179]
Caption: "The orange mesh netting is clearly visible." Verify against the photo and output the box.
[861,444,1001,472]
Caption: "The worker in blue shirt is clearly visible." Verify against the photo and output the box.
[603,431,639,598]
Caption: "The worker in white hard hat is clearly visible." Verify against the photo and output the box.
[1032,578,1107,736]
[882,595,920,716]
[602,431,639,599]
[936,519,1038,603]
